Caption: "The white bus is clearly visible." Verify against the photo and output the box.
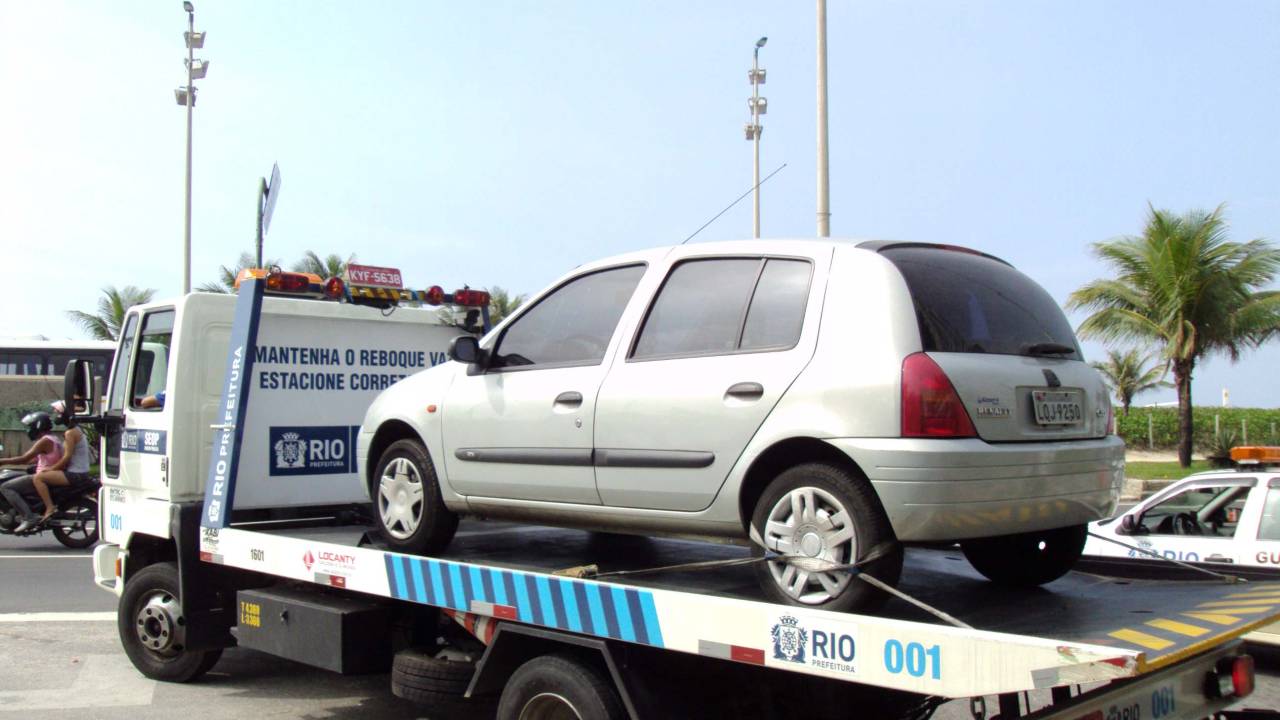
[0,338,116,382]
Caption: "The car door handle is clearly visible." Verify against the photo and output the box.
[554,391,583,408]
[1204,555,1234,564]
[724,382,764,401]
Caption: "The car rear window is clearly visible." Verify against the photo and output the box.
[879,246,1081,358]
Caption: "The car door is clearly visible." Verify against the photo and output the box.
[593,250,827,511]
[1242,479,1280,570]
[441,264,647,504]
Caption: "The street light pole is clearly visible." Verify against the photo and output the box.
[176,2,207,293]
[746,37,768,239]
[183,6,194,293]
[816,0,831,237]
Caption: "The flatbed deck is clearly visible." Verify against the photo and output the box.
[203,518,1280,698]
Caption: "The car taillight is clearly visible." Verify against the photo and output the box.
[1209,655,1254,699]
[901,353,976,438]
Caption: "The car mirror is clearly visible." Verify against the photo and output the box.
[63,358,97,419]
[448,336,486,368]
[1118,514,1139,535]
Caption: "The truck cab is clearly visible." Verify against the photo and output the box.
[89,287,472,594]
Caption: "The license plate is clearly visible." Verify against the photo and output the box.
[1032,389,1083,426]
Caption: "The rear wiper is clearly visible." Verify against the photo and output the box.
[1024,342,1076,356]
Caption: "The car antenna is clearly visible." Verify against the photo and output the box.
[680,163,787,245]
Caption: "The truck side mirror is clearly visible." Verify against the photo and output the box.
[63,358,97,419]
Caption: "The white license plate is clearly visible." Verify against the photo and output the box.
[1032,389,1083,426]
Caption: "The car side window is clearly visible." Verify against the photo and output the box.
[1139,484,1250,538]
[1260,487,1280,541]
[632,257,811,360]
[492,264,645,370]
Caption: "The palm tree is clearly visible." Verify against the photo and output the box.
[487,286,527,324]
[197,252,281,294]
[1068,205,1280,466]
[1090,348,1169,416]
[66,285,157,341]
[292,251,354,278]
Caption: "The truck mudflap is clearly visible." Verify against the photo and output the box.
[198,523,1280,699]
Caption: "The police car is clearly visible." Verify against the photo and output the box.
[1082,446,1280,645]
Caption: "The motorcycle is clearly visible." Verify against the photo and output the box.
[0,465,100,549]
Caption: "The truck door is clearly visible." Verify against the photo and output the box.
[103,314,140,481]
[1134,479,1255,566]
[113,309,175,495]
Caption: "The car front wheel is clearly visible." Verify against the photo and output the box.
[373,438,458,555]
[962,524,1087,586]
[751,463,902,613]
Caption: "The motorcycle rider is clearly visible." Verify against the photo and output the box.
[0,410,64,533]
[31,401,91,527]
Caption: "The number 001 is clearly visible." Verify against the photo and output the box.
[884,640,941,680]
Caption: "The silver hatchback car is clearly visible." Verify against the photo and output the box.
[358,240,1123,611]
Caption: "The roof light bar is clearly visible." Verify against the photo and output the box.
[1229,446,1280,465]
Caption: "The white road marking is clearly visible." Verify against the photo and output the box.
[0,554,91,559]
[0,654,155,710]
[0,612,115,623]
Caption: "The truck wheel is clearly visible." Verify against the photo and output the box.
[53,496,98,549]
[497,653,624,720]
[962,524,1088,586]
[391,647,492,716]
[750,463,902,613]
[373,439,458,555]
[117,562,222,682]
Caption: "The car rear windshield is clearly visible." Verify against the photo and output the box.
[879,246,1082,358]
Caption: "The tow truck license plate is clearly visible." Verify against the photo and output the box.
[1032,389,1083,426]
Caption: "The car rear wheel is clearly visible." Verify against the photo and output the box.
[962,524,1087,586]
[373,439,458,555]
[750,462,902,613]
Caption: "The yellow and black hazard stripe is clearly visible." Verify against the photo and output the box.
[1103,584,1280,671]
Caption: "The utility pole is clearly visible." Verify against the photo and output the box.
[816,0,831,237]
[175,2,208,293]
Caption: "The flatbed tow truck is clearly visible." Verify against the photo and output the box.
[82,274,1280,719]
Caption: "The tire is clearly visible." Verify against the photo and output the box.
[750,462,903,613]
[390,647,492,716]
[372,439,458,555]
[117,562,222,682]
[962,523,1088,587]
[53,496,98,549]
[497,653,624,720]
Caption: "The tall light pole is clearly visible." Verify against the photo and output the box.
[816,0,830,237]
[175,1,208,294]
[745,37,768,239]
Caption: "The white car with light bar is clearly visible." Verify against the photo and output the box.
[1082,446,1280,645]
[358,239,1123,611]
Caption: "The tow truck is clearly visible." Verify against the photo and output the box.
[74,268,1280,719]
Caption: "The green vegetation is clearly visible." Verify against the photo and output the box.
[1116,406,1280,451]
[1069,205,1280,467]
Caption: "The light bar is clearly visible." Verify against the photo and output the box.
[1229,446,1280,465]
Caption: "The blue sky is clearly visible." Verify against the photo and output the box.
[2,1,1278,407]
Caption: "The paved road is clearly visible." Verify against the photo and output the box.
[0,530,1276,718]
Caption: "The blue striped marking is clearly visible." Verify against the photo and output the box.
[380,554,664,649]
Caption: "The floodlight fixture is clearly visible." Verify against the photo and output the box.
[185,31,205,49]
[174,87,196,106]
[184,2,194,13]
[186,58,209,79]
[756,36,768,48]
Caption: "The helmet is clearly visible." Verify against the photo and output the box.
[21,411,53,440]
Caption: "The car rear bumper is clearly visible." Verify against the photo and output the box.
[828,435,1124,542]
